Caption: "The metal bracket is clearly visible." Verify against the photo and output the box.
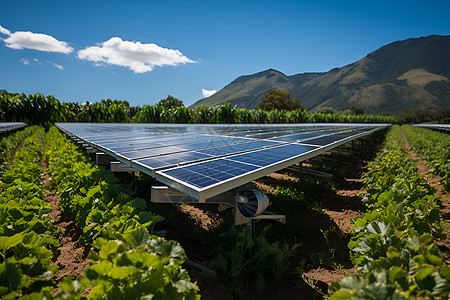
[235,205,286,225]
[151,185,241,204]
[110,161,137,173]
[96,152,115,165]
[151,186,199,203]
[86,147,98,154]
[151,185,286,228]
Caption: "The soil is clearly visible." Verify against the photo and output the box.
[41,165,92,296]
[401,133,450,264]
[178,204,223,231]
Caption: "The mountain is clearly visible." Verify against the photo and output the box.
[190,35,450,115]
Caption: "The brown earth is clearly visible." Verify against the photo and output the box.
[41,166,92,296]
[178,204,223,231]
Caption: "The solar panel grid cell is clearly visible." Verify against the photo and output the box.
[226,144,318,167]
[109,135,219,152]
[163,159,259,188]
[135,151,211,169]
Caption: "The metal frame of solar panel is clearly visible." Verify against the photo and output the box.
[56,123,390,201]
[0,122,27,133]
[413,124,450,133]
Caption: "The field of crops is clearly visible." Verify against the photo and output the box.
[0,124,449,299]
[0,93,397,125]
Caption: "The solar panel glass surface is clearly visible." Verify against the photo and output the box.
[56,122,389,200]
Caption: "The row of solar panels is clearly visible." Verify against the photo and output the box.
[413,124,450,133]
[56,123,390,201]
[0,122,27,133]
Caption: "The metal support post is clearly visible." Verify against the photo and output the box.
[247,219,256,238]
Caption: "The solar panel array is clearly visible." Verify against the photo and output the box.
[56,123,389,201]
[413,124,450,133]
[0,122,27,133]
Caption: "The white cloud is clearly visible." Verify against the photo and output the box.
[0,25,11,36]
[20,58,30,65]
[202,88,217,98]
[33,58,41,64]
[77,37,194,73]
[50,62,64,70]
[3,28,73,54]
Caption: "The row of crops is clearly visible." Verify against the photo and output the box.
[0,126,200,299]
[0,93,397,125]
[402,126,450,191]
[328,125,449,299]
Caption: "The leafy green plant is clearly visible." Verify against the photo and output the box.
[329,234,449,299]
[214,226,299,297]
[0,126,60,298]
[402,125,450,191]
[328,125,449,299]
[59,225,199,299]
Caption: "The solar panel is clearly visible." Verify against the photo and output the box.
[118,136,249,160]
[156,143,320,200]
[0,122,27,133]
[107,135,221,152]
[413,124,450,133]
[133,140,281,175]
[55,122,390,201]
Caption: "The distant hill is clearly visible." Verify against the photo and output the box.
[191,35,450,115]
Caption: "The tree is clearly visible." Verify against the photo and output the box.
[101,99,131,109]
[157,95,184,108]
[256,89,304,111]
[318,107,337,114]
[350,106,365,115]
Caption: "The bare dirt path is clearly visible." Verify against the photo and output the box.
[41,165,91,295]
[401,132,450,264]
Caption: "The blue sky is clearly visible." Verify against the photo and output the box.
[1,0,449,107]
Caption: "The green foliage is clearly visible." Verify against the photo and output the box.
[156,95,184,108]
[214,226,298,297]
[0,126,60,299]
[395,108,450,124]
[1,92,396,125]
[132,103,395,124]
[0,93,136,125]
[256,89,304,111]
[328,125,449,299]
[0,94,70,128]
[317,107,337,114]
[59,226,199,300]
[350,106,364,115]
[329,234,449,299]
[402,125,450,191]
